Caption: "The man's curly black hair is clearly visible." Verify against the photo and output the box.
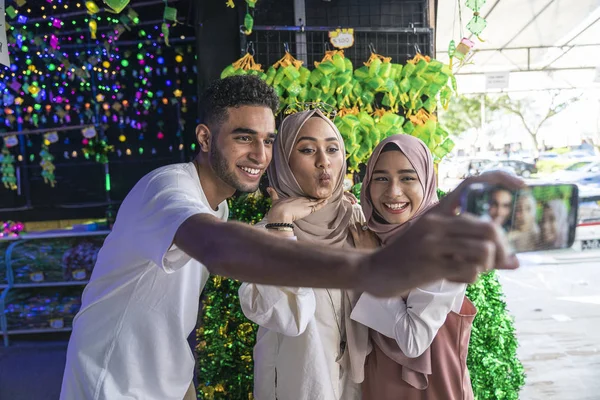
[199,75,279,131]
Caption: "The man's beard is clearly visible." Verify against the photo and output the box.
[210,145,260,193]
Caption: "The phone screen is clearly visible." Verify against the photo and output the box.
[464,183,579,253]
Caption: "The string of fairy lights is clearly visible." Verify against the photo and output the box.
[1,0,199,191]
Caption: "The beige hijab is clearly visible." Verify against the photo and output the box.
[359,134,439,388]
[267,109,355,247]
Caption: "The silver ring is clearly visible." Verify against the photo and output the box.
[361,225,368,231]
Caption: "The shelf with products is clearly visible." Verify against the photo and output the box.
[1,229,109,346]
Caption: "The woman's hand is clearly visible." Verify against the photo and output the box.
[267,187,329,224]
[349,222,381,250]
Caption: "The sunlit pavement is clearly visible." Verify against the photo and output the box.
[499,250,600,400]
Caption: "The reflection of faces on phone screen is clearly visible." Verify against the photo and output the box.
[489,190,513,227]
[541,200,569,248]
[514,193,536,231]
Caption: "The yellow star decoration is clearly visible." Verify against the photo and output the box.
[173,89,183,98]
[96,94,105,102]
[226,0,235,7]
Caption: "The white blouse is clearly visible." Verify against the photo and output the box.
[239,282,361,400]
[350,280,466,358]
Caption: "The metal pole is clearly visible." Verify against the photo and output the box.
[253,25,433,34]
[294,0,308,64]
[0,124,96,138]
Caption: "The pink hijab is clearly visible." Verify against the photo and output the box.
[360,134,439,245]
[359,134,438,388]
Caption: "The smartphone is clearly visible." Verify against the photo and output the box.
[461,183,579,253]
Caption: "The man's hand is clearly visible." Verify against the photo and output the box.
[359,172,524,296]
[348,223,380,250]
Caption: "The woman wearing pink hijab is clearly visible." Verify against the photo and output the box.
[349,134,477,399]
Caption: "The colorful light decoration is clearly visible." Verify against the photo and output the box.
[0,0,195,192]
[0,221,25,237]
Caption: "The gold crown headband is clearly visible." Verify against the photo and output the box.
[283,102,338,121]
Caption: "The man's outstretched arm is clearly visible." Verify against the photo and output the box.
[175,171,524,297]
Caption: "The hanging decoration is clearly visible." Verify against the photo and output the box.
[225,0,259,8]
[1,145,18,191]
[243,12,254,35]
[221,48,458,170]
[220,46,264,79]
[1,221,24,237]
[103,0,131,14]
[266,48,310,114]
[447,0,485,70]
[82,127,98,139]
[85,1,101,14]
[89,18,98,39]
[465,0,487,39]
[82,138,115,164]
[39,144,56,187]
[162,1,178,47]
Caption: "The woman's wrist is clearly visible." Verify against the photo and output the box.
[268,208,294,224]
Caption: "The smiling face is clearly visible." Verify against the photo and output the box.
[541,204,558,245]
[368,149,425,225]
[208,105,276,193]
[288,117,344,199]
[513,193,536,231]
[489,189,513,226]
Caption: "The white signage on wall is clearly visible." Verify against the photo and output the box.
[485,72,510,90]
[0,0,10,67]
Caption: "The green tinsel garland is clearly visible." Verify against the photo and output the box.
[196,193,269,400]
[466,271,526,400]
[197,190,525,399]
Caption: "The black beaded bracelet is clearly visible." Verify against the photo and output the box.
[265,222,294,230]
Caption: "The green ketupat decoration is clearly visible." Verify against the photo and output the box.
[220,52,266,80]
[243,13,254,35]
[1,146,18,191]
[267,51,309,114]
[39,144,56,187]
[311,50,355,110]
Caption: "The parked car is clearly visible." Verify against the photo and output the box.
[550,161,600,182]
[479,164,518,177]
[577,173,600,188]
[573,188,600,252]
[464,158,497,177]
[496,160,537,178]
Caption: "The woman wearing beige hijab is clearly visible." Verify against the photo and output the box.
[239,109,367,400]
[349,134,476,399]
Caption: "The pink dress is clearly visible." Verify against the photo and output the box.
[362,298,477,400]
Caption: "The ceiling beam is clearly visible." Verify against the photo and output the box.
[454,66,596,75]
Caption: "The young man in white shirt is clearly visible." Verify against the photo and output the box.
[60,75,522,400]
